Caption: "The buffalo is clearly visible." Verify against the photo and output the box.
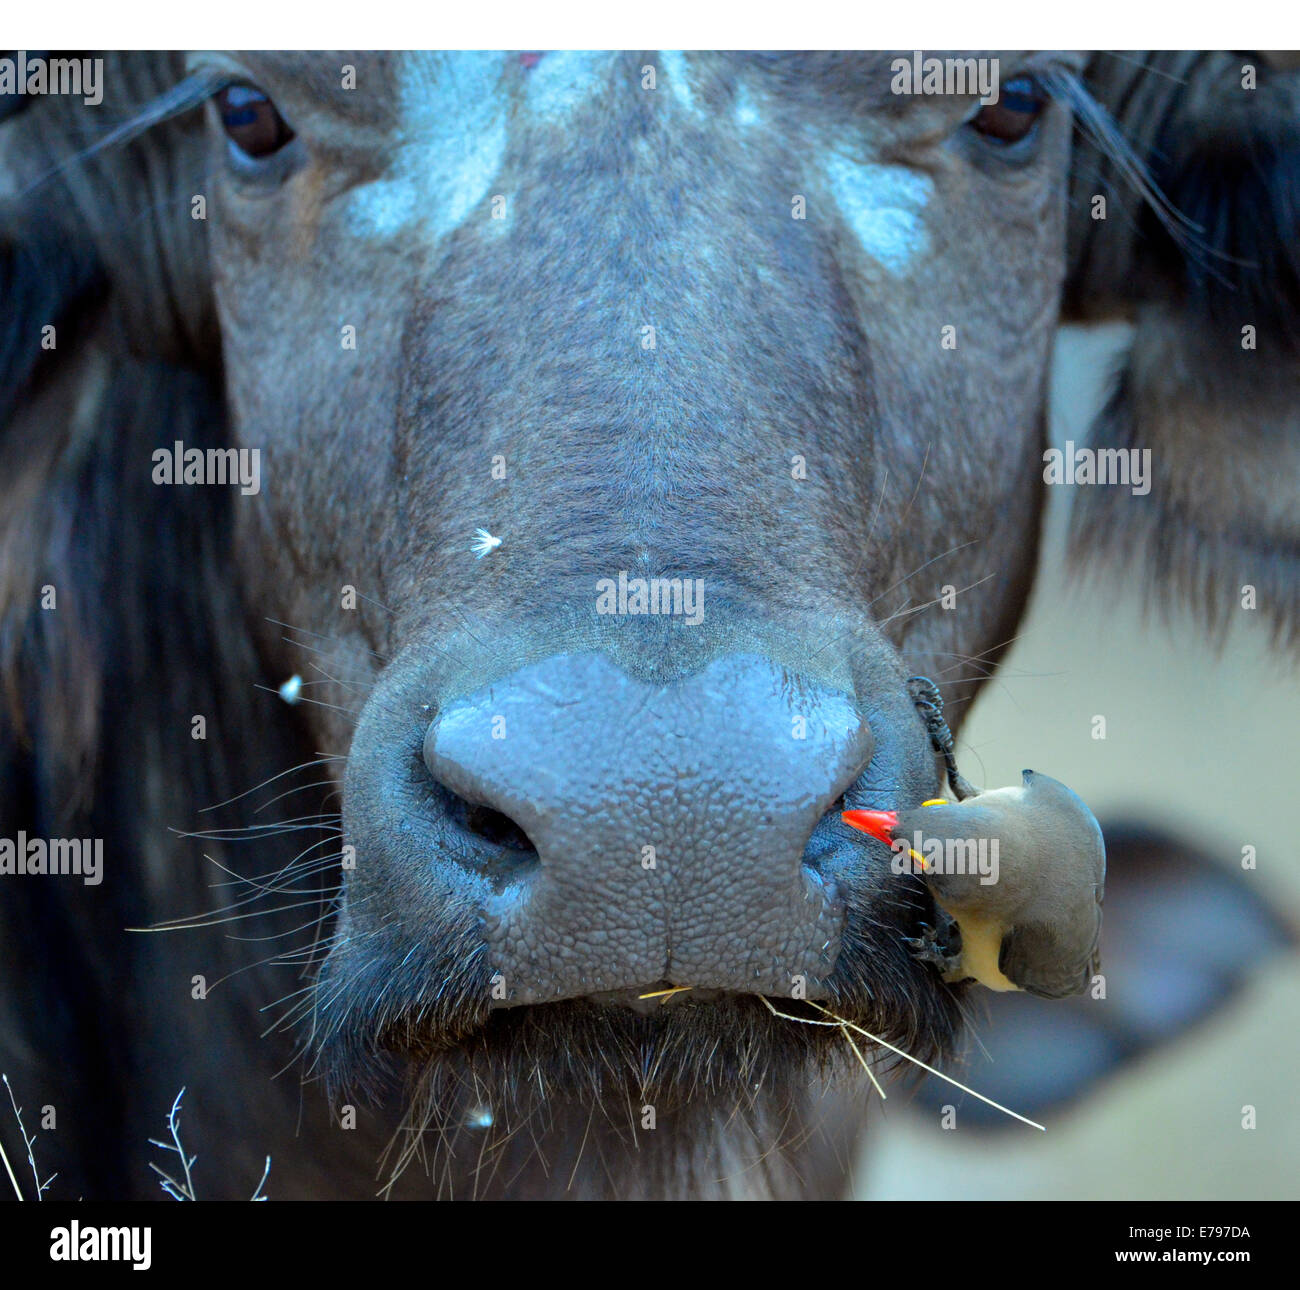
[0,51,1296,1199]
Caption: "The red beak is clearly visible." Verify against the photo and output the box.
[841,809,900,844]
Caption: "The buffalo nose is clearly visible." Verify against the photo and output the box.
[422,653,874,1003]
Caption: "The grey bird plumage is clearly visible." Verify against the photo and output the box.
[895,770,1106,998]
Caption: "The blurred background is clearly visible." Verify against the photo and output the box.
[855,325,1300,1200]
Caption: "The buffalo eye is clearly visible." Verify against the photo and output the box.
[216,84,294,158]
[971,75,1047,144]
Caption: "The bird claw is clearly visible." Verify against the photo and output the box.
[905,910,962,971]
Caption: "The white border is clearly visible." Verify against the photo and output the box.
[7,0,1294,52]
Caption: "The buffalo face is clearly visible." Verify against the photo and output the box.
[187,53,1090,1103]
[3,49,1297,1199]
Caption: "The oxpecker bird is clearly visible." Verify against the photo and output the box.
[844,770,1106,998]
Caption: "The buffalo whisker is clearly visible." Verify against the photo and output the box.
[198,754,343,814]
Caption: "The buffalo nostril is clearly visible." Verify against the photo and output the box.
[452,798,537,854]
[432,785,540,888]
[421,716,540,866]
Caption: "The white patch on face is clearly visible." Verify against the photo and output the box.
[824,152,933,275]
[344,52,509,244]
[733,82,761,128]
[658,50,697,113]
[525,50,612,120]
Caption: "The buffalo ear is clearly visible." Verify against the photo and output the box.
[1,53,216,369]
[1063,54,1300,647]
[908,822,1295,1126]
[0,209,106,427]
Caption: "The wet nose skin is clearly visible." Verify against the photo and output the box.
[423,653,874,1004]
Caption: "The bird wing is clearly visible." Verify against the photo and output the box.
[999,908,1102,999]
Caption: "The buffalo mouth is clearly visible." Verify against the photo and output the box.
[318,854,960,1121]
[339,981,962,1198]
[578,984,731,1014]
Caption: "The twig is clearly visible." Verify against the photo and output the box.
[0,1116,23,1200]
[3,1073,57,1199]
[146,1088,273,1200]
[147,1088,197,1201]
[250,1156,271,1201]
[758,996,1045,1131]
[838,1024,888,1101]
